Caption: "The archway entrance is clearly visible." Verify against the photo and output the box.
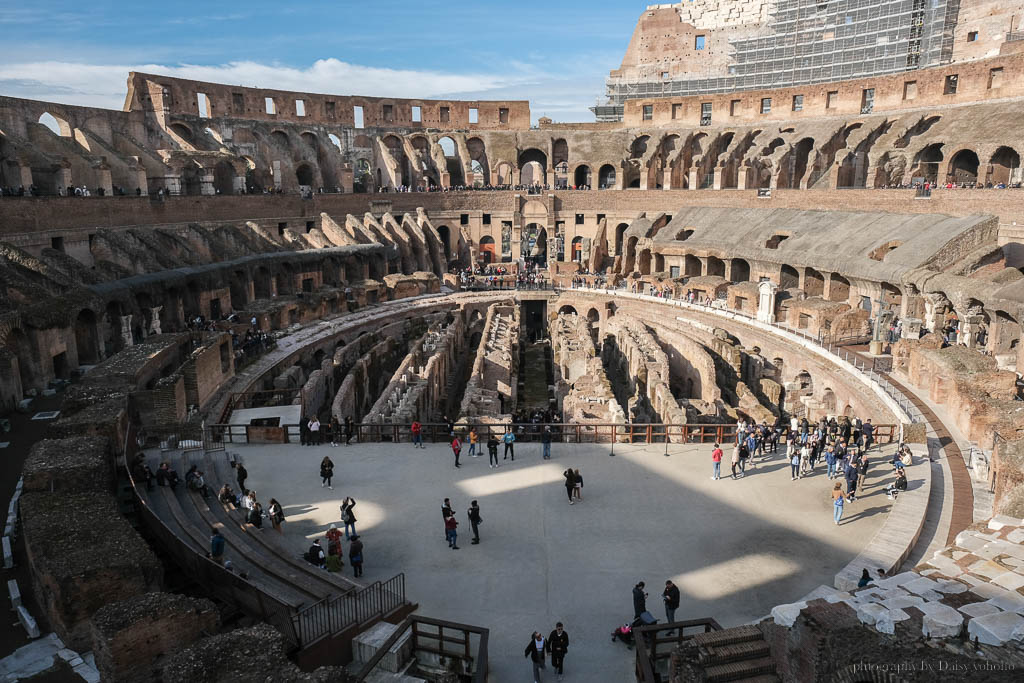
[523,223,548,268]
[74,310,99,365]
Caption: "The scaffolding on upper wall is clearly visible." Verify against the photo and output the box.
[593,0,961,121]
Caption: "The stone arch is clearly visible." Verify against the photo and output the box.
[988,146,1020,185]
[270,130,290,148]
[707,256,725,277]
[587,308,600,324]
[804,267,825,297]
[169,122,195,146]
[523,224,548,267]
[551,138,568,165]
[598,164,617,189]
[38,112,72,137]
[254,266,272,299]
[731,258,750,282]
[479,235,496,264]
[558,305,578,316]
[180,161,203,196]
[495,161,513,185]
[467,137,488,186]
[354,158,371,193]
[295,162,315,188]
[518,148,547,185]
[230,270,250,309]
[213,159,235,195]
[300,131,318,150]
[778,137,815,189]
[5,327,37,395]
[821,387,837,413]
[574,164,591,188]
[571,236,584,262]
[74,309,100,365]
[684,254,701,277]
[638,249,652,275]
[828,274,851,302]
[912,143,943,183]
[948,148,979,184]
[437,225,452,261]
[780,265,800,290]
[614,223,629,256]
[654,253,665,273]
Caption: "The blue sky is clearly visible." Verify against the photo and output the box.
[0,1,648,122]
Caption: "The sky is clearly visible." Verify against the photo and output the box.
[0,0,648,123]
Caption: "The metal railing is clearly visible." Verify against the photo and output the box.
[354,615,488,683]
[1007,31,1024,42]
[634,618,722,682]
[294,573,408,647]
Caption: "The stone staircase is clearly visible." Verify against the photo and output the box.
[692,624,778,682]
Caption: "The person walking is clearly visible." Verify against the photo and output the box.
[711,442,723,480]
[468,500,482,544]
[541,427,552,459]
[320,455,334,489]
[349,534,364,577]
[563,468,576,505]
[268,498,284,533]
[573,469,583,501]
[862,419,875,452]
[468,428,479,457]
[662,580,680,634]
[524,631,547,682]
[210,527,226,565]
[730,444,741,479]
[844,459,859,503]
[503,429,516,460]
[327,418,339,447]
[233,461,248,494]
[411,419,424,448]
[790,445,801,481]
[633,581,648,619]
[441,498,453,541]
[340,497,357,539]
[487,434,500,468]
[799,442,811,477]
[832,482,848,525]
[451,435,462,468]
[546,623,569,681]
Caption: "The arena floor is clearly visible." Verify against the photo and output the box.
[237,440,895,681]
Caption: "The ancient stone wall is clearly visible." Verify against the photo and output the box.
[458,302,519,423]
[549,312,626,429]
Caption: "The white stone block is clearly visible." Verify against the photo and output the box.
[992,572,1024,592]
[771,601,806,627]
[921,603,963,638]
[7,579,21,608]
[958,601,1002,619]
[903,576,941,595]
[984,590,1024,614]
[875,607,909,635]
[875,571,919,589]
[988,515,1023,530]
[955,534,987,552]
[933,579,969,594]
[882,595,925,611]
[968,611,1024,645]
[1006,528,1024,544]
[856,602,888,626]
[17,606,40,638]
[2,535,11,569]
[967,559,1007,580]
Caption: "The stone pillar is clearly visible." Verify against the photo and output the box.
[120,315,134,348]
[133,167,149,195]
[688,165,699,190]
[712,165,723,190]
[661,168,672,190]
[57,165,73,192]
[923,294,947,332]
[163,175,183,196]
[961,314,984,348]
[199,168,215,195]
[149,307,162,336]
[736,164,749,191]
[757,281,778,323]
[17,163,33,189]
[901,318,922,340]
[97,167,113,196]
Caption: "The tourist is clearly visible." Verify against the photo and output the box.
[218,484,237,506]
[349,534,364,577]
[341,497,357,539]
[233,460,247,493]
[468,428,479,456]
[441,498,453,540]
[832,482,848,525]
[546,623,569,681]
[411,419,424,448]
[633,581,648,619]
[524,632,547,682]
[711,442,723,480]
[320,455,334,489]
[744,431,757,469]
[248,502,263,529]
[241,490,255,511]
[862,419,875,452]
[210,528,225,565]
[886,468,908,499]
[825,445,837,479]
[844,459,859,503]
[487,434,500,468]
[309,416,321,445]
[563,468,577,505]
[790,446,800,481]
[451,434,462,468]
[307,539,326,569]
[344,416,355,445]
[731,443,741,479]
[857,568,873,588]
[503,428,516,460]
[326,523,343,558]
[738,440,750,474]
[268,498,284,533]
[858,455,870,492]
[445,512,460,550]
[468,500,482,544]
[156,462,179,489]
[662,580,680,634]
[541,426,553,459]
[328,418,338,447]
[799,441,811,477]
[573,469,583,501]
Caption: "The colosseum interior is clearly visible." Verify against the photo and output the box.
[4,2,1024,681]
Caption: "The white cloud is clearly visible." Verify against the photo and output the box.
[0,57,609,122]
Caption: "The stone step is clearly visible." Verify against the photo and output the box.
[704,639,771,665]
[705,656,776,682]
[692,624,762,648]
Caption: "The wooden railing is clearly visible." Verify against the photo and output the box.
[634,618,722,682]
[353,615,488,682]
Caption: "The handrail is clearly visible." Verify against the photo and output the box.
[633,618,722,682]
[353,615,488,683]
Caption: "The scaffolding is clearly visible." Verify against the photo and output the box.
[593,0,960,121]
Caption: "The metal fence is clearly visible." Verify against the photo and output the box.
[295,573,407,647]
[634,618,722,682]
[354,615,488,683]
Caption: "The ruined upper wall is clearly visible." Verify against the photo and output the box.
[951,1,1024,63]
[623,52,1024,127]
[125,73,531,130]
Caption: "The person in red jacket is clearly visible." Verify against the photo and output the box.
[411,420,423,448]
[711,442,723,480]
[451,435,462,468]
